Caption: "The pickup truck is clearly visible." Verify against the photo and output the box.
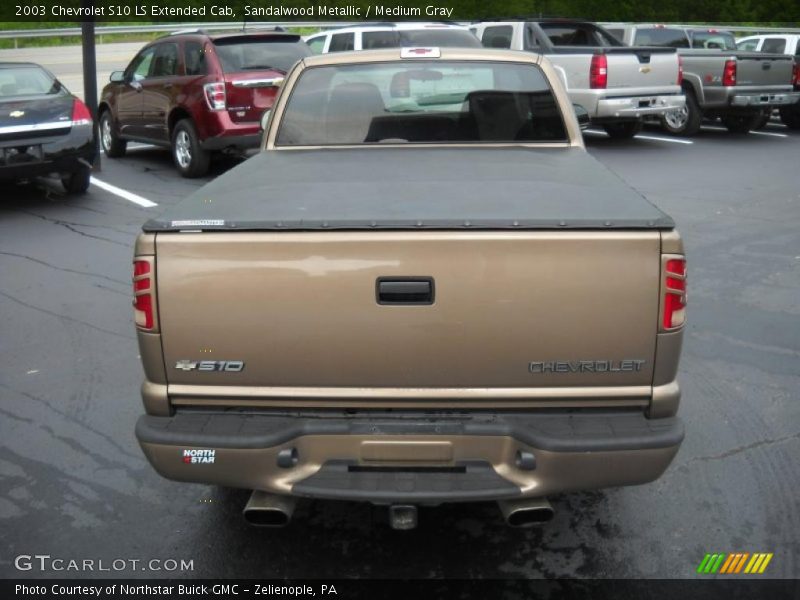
[605,24,800,134]
[470,19,685,138]
[133,47,687,530]
[735,34,800,129]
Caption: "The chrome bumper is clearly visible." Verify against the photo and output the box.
[595,94,686,119]
[730,92,800,107]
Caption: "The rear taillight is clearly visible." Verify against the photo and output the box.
[203,82,226,110]
[71,98,92,126]
[792,63,799,87]
[722,59,737,87]
[133,259,155,330]
[662,257,687,330]
[677,55,684,86]
[590,54,608,89]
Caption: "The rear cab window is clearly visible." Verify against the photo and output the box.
[633,28,690,48]
[690,31,737,50]
[213,35,311,73]
[538,23,620,47]
[277,60,568,146]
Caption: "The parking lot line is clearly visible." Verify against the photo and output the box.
[635,134,693,145]
[584,129,693,144]
[749,130,789,138]
[90,177,158,208]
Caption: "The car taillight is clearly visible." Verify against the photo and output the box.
[722,59,737,87]
[71,98,92,126]
[662,258,686,330]
[792,63,800,87]
[677,55,684,86]
[590,54,608,89]
[203,82,226,110]
[133,259,155,330]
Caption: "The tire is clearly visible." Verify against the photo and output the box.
[61,165,91,194]
[721,113,759,134]
[171,119,210,178]
[661,89,702,136]
[99,110,127,158]
[602,121,642,139]
[779,106,800,130]
[752,110,771,130]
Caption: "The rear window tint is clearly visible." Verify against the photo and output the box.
[214,36,311,73]
[277,61,567,146]
[539,23,619,47]
[634,28,689,48]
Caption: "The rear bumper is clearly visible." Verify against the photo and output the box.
[136,409,684,503]
[0,126,94,180]
[594,94,686,119]
[730,91,800,108]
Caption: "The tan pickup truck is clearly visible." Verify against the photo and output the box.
[133,47,687,530]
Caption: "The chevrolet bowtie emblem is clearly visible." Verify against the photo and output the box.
[9,110,25,118]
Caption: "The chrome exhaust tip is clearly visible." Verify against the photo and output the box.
[243,490,296,527]
[498,497,554,527]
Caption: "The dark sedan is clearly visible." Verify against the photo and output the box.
[0,62,95,193]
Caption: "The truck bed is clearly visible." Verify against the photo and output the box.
[144,147,674,232]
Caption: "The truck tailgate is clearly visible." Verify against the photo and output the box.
[734,53,794,86]
[604,47,678,90]
[155,230,660,398]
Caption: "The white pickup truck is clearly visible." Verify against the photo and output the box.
[471,19,685,138]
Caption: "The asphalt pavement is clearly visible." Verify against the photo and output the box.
[0,77,798,577]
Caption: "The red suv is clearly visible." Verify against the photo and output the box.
[98,29,311,177]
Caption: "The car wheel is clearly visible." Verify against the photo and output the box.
[99,110,127,158]
[752,110,771,130]
[602,121,642,139]
[171,119,210,178]
[61,165,91,194]
[661,90,701,136]
[721,113,759,134]
[779,106,800,130]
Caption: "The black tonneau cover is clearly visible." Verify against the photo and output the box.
[144,147,674,232]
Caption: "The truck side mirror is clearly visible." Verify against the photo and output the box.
[573,104,591,130]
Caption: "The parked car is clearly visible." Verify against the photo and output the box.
[0,62,94,193]
[736,34,800,129]
[470,19,685,139]
[606,24,800,135]
[133,47,686,530]
[304,22,481,53]
[98,29,311,177]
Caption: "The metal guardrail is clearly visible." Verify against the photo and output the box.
[0,22,356,46]
[0,21,798,46]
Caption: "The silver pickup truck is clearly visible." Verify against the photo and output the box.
[605,24,800,134]
[471,19,685,138]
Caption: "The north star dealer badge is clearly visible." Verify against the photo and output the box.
[182,449,215,464]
